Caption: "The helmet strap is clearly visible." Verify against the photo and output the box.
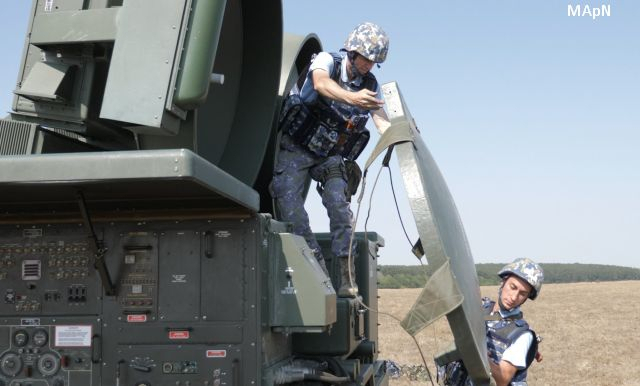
[347,51,366,77]
[497,284,511,313]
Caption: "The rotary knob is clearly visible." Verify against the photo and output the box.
[37,352,61,377]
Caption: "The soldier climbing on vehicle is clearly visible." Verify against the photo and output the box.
[271,22,391,297]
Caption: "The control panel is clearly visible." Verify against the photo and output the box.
[0,321,98,386]
[0,226,99,316]
[0,218,256,386]
[112,231,159,320]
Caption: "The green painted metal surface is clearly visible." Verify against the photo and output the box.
[374,82,491,385]
[174,0,228,109]
[270,233,336,330]
[292,298,360,356]
[100,0,187,132]
[30,8,119,44]
[0,1,395,385]
[0,149,260,213]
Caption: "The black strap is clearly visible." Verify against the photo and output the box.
[315,162,346,195]
[329,52,343,83]
[484,312,523,321]
[295,61,311,91]
[524,329,539,369]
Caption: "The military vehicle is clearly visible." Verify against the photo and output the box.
[0,1,491,385]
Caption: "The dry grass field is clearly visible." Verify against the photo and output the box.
[377,281,640,386]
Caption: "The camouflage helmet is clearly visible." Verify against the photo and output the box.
[344,22,389,63]
[498,258,544,300]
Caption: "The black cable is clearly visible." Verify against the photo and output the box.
[359,157,435,386]
[384,163,434,381]
[411,335,436,385]
[363,161,385,251]
[386,166,414,249]
[305,372,350,383]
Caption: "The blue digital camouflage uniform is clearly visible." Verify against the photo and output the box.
[272,23,389,291]
[437,259,544,386]
[271,134,352,260]
[271,51,376,263]
[436,298,535,386]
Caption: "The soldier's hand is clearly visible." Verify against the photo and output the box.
[350,89,385,110]
[535,351,543,362]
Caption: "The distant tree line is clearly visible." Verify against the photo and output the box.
[378,263,640,288]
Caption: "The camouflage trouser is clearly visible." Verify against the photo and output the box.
[436,361,473,386]
[270,134,354,260]
[437,361,527,386]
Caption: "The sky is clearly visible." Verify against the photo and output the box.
[1,1,638,268]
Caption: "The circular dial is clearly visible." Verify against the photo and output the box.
[33,329,49,347]
[0,353,23,377]
[12,330,28,347]
[37,353,61,377]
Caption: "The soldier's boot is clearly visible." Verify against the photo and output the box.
[338,256,358,297]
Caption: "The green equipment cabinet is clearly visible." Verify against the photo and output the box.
[0,0,389,384]
[0,0,493,385]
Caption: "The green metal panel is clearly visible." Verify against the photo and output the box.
[35,0,84,12]
[291,298,360,356]
[158,230,202,322]
[29,8,119,44]
[0,149,260,213]
[312,233,384,358]
[100,0,188,132]
[16,61,75,102]
[270,233,336,330]
[13,46,95,125]
[355,233,384,347]
[199,223,249,322]
[173,0,227,109]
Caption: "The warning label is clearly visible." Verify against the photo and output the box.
[126,314,148,323]
[55,325,92,347]
[206,349,227,358]
[169,331,190,340]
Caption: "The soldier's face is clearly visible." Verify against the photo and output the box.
[353,54,374,75]
[500,275,532,309]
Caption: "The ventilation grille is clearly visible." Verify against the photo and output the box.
[48,127,85,142]
[22,260,42,280]
[0,119,37,155]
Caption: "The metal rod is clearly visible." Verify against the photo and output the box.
[77,191,116,296]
